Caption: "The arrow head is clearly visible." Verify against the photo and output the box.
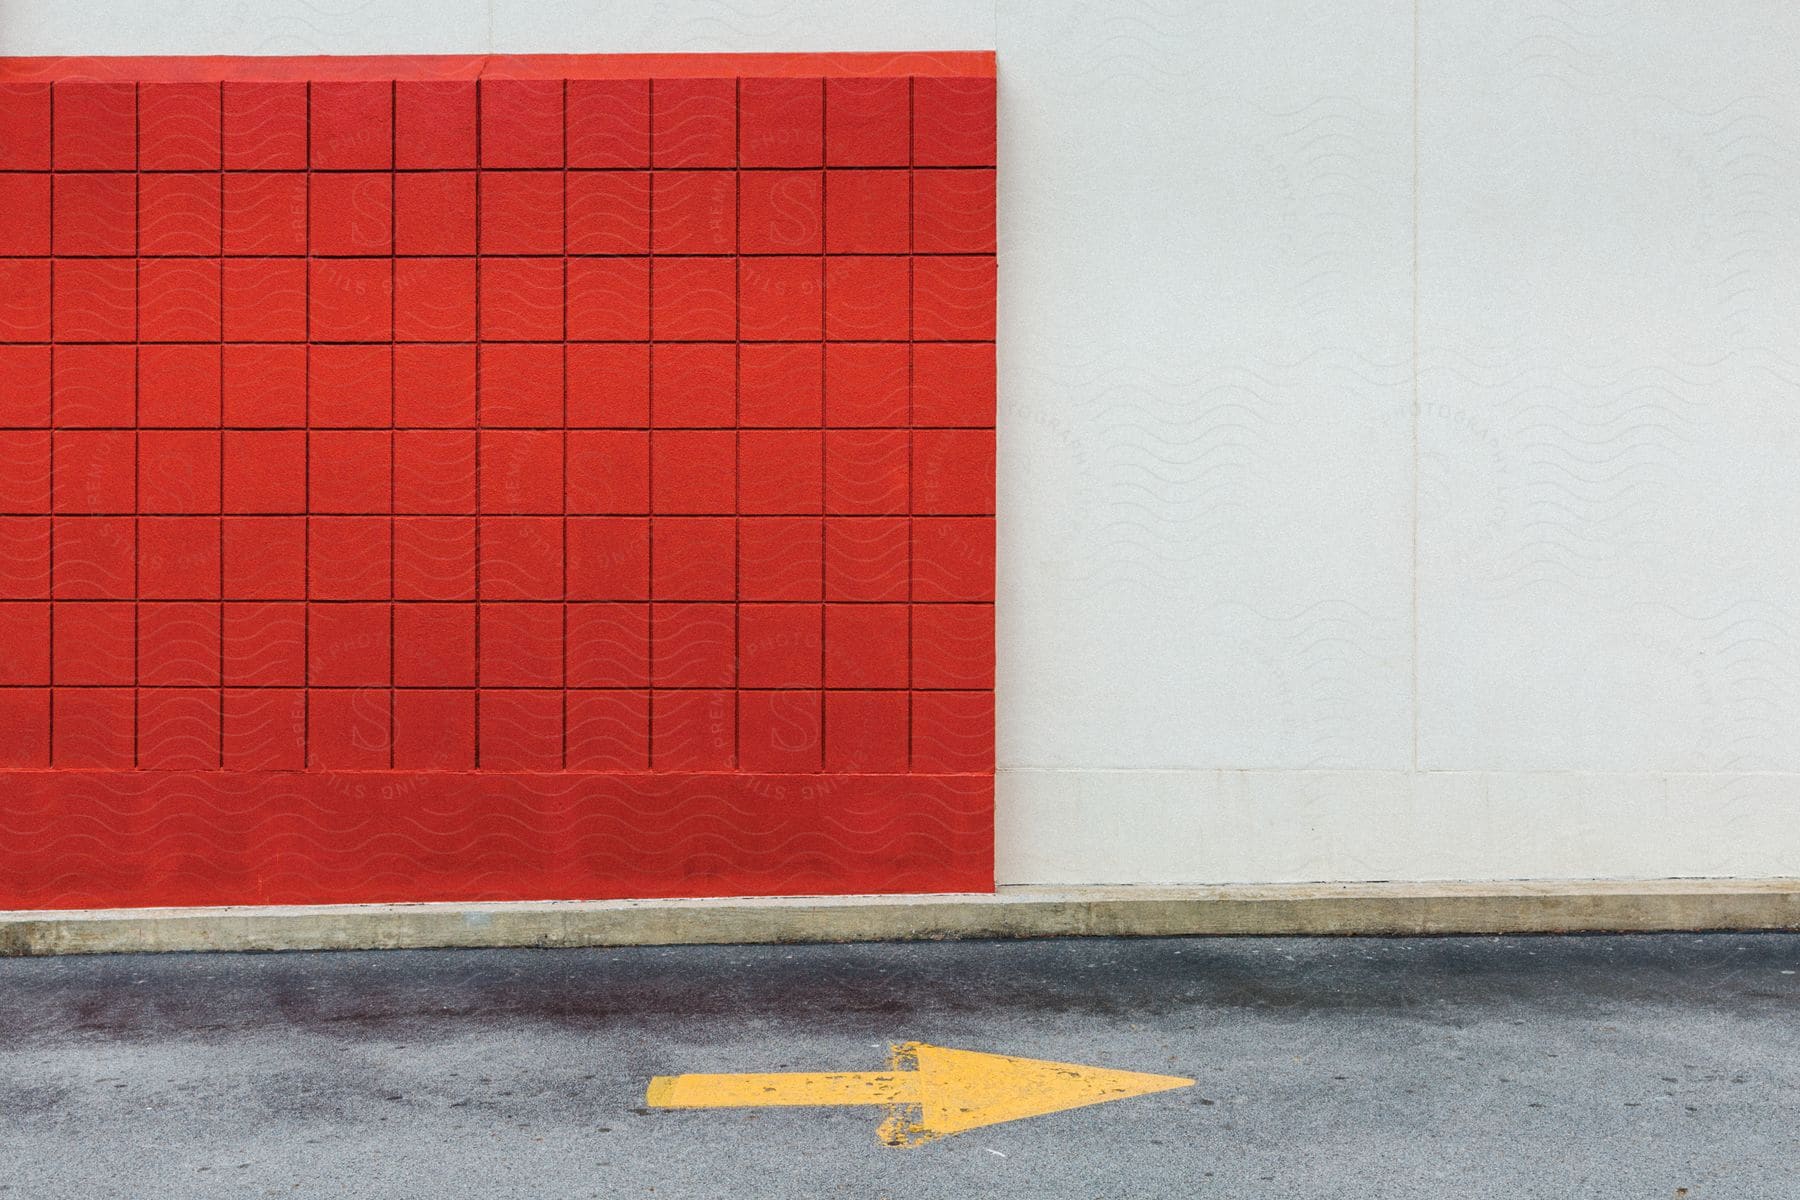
[880,1042,1194,1146]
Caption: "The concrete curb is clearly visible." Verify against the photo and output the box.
[4,879,1798,955]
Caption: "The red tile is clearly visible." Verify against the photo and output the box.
[309,259,392,341]
[481,170,564,254]
[478,516,562,600]
[139,429,221,513]
[0,174,50,255]
[479,429,562,515]
[914,168,996,254]
[308,430,390,513]
[0,430,50,514]
[567,257,648,341]
[650,516,734,600]
[912,516,994,602]
[224,172,308,255]
[651,258,734,341]
[393,516,476,600]
[481,78,564,168]
[139,257,222,341]
[52,171,136,255]
[738,170,821,254]
[52,259,135,341]
[825,170,909,253]
[0,517,51,599]
[139,516,221,600]
[222,258,307,341]
[565,688,649,769]
[912,603,993,689]
[0,688,50,767]
[52,687,134,767]
[308,344,392,427]
[825,78,909,167]
[652,430,735,514]
[310,172,393,256]
[479,688,563,769]
[739,603,821,688]
[222,515,306,600]
[567,344,650,426]
[138,601,222,686]
[567,603,649,686]
[823,603,908,688]
[0,346,52,427]
[52,601,133,684]
[651,77,734,168]
[567,517,650,600]
[914,76,996,167]
[740,257,822,341]
[823,690,909,772]
[566,429,649,513]
[223,82,307,170]
[222,687,306,769]
[913,255,996,341]
[222,602,305,686]
[478,343,562,426]
[51,516,133,600]
[567,79,649,168]
[738,516,820,601]
[739,343,822,427]
[52,430,134,514]
[740,77,823,167]
[0,259,50,343]
[481,602,563,687]
[224,341,307,426]
[311,81,392,170]
[393,603,477,687]
[0,602,50,684]
[480,257,563,341]
[136,81,219,169]
[395,430,477,515]
[651,687,734,770]
[393,258,477,341]
[396,80,477,169]
[223,430,306,513]
[139,172,222,255]
[651,343,734,426]
[739,430,822,515]
[911,690,993,772]
[53,80,135,170]
[824,256,909,341]
[824,343,908,426]
[308,602,391,686]
[739,689,822,772]
[652,602,734,688]
[0,83,52,171]
[307,687,392,768]
[307,515,391,601]
[825,516,908,602]
[394,344,477,427]
[393,688,476,769]
[567,170,649,253]
[394,170,476,255]
[139,344,222,427]
[912,342,995,427]
[824,430,908,515]
[653,171,734,255]
[913,428,994,514]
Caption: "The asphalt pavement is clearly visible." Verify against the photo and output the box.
[2,934,1796,1198]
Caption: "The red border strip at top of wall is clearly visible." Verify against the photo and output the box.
[0,51,994,83]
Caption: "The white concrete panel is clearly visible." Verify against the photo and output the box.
[491,0,993,53]
[0,0,490,55]
[995,0,1416,772]
[1418,1,1800,771]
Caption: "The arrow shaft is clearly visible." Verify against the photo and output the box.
[647,1070,920,1109]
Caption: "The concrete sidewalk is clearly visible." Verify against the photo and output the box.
[2,935,1796,1198]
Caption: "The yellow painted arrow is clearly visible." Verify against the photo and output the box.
[645,1041,1194,1146]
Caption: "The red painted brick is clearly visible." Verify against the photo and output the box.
[52,602,135,684]
[222,430,306,513]
[53,259,136,341]
[481,78,564,168]
[913,428,995,514]
[396,80,477,169]
[478,516,562,600]
[652,602,735,687]
[825,77,909,167]
[309,259,392,341]
[567,344,650,427]
[739,516,821,602]
[222,515,307,600]
[566,430,649,514]
[0,688,50,767]
[739,170,822,254]
[311,81,392,170]
[739,430,822,515]
[740,343,822,427]
[651,343,734,427]
[133,687,223,773]
[914,168,997,254]
[823,256,909,340]
[740,257,823,341]
[915,76,997,167]
[223,82,306,170]
[138,516,222,600]
[565,688,649,769]
[394,344,477,427]
[824,429,908,515]
[222,687,306,769]
[567,79,649,168]
[139,82,222,170]
[823,603,908,688]
[651,77,735,168]
[480,429,564,514]
[139,430,221,514]
[912,603,994,689]
[0,517,52,599]
[912,516,995,602]
[310,172,393,256]
[138,601,222,685]
[565,258,650,342]
[567,170,650,254]
[482,170,565,254]
[0,260,51,341]
[652,430,735,514]
[52,430,135,514]
[651,258,735,341]
[740,77,823,167]
[308,603,391,687]
[653,171,735,255]
[0,430,51,514]
[222,602,305,687]
[308,344,392,427]
[52,171,136,255]
[567,603,650,687]
[651,687,734,770]
[480,257,563,341]
[394,603,476,688]
[912,342,995,426]
[394,258,477,341]
[308,430,391,514]
[307,688,392,768]
[824,343,909,426]
[825,516,909,602]
[393,516,476,601]
[0,83,53,171]
[51,516,134,600]
[395,171,476,255]
[224,172,308,255]
[824,690,909,773]
[739,689,822,772]
[825,170,909,254]
[739,603,821,688]
[140,344,222,427]
[567,517,650,600]
[0,346,52,427]
[481,602,564,687]
[478,688,563,770]
[0,602,51,684]
[910,690,993,772]
[222,258,307,341]
[913,255,997,341]
[395,430,477,515]
[479,343,563,426]
[53,80,136,170]
[52,687,134,767]
[0,174,51,255]
[650,516,735,600]
[140,172,222,255]
[307,515,391,600]
[393,689,476,769]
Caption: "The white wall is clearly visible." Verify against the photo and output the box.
[10,0,1799,885]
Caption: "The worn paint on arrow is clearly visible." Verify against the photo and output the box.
[645,1041,1195,1146]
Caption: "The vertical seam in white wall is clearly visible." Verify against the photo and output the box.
[1410,0,1423,773]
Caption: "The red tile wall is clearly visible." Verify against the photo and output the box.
[0,55,995,909]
